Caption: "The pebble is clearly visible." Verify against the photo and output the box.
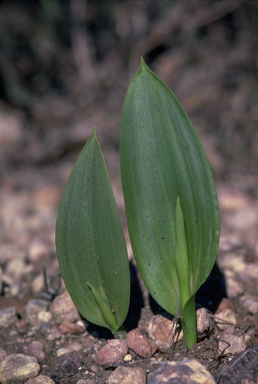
[28,238,49,263]
[216,298,236,313]
[25,375,55,384]
[50,291,80,324]
[126,328,157,358]
[25,299,49,316]
[196,308,210,334]
[77,380,95,384]
[25,341,45,361]
[32,274,45,294]
[240,296,258,314]
[56,342,82,357]
[0,353,40,384]
[60,354,83,374]
[214,309,237,330]
[107,366,146,384]
[46,327,62,341]
[38,311,52,323]
[59,321,84,334]
[0,306,18,328]
[224,275,244,299]
[147,359,216,384]
[0,347,7,362]
[218,334,246,356]
[94,339,128,367]
[123,354,132,362]
[147,314,181,352]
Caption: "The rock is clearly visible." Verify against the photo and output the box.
[216,298,236,313]
[123,354,132,362]
[32,274,45,294]
[59,321,84,334]
[240,296,258,314]
[25,341,45,361]
[25,375,55,384]
[214,309,237,330]
[56,342,82,357]
[60,354,83,374]
[107,366,146,384]
[0,353,40,384]
[25,299,49,316]
[196,308,210,334]
[147,314,181,352]
[94,339,128,367]
[225,276,244,299]
[28,238,49,263]
[38,311,52,323]
[0,347,7,362]
[50,291,80,324]
[0,306,18,328]
[218,334,246,356]
[46,326,62,341]
[5,257,26,279]
[77,380,95,384]
[126,328,157,358]
[147,359,216,384]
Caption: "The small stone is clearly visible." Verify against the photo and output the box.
[0,353,40,384]
[214,309,237,330]
[0,347,7,362]
[0,306,18,328]
[123,354,132,362]
[108,366,146,384]
[28,239,49,263]
[218,334,246,356]
[77,380,95,384]
[47,328,62,341]
[60,354,83,374]
[59,321,84,334]
[147,359,216,384]
[216,298,236,313]
[94,339,128,367]
[196,308,210,334]
[147,314,181,352]
[127,328,157,358]
[25,299,48,316]
[50,291,80,324]
[5,257,26,278]
[25,341,45,361]
[56,342,82,357]
[25,375,55,384]
[38,311,52,323]
[32,274,45,294]
[225,276,244,299]
[240,296,258,314]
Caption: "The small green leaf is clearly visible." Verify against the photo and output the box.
[56,128,130,332]
[120,58,220,348]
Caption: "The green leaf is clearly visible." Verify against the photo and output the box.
[56,128,130,332]
[120,59,220,334]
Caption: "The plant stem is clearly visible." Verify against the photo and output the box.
[112,324,127,339]
[181,294,197,349]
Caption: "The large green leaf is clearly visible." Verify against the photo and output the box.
[56,128,130,331]
[120,59,220,319]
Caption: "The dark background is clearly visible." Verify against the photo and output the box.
[0,0,257,190]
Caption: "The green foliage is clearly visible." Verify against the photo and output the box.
[120,58,220,349]
[56,58,220,349]
[56,128,130,335]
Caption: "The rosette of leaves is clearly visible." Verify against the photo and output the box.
[120,59,220,349]
[56,129,130,338]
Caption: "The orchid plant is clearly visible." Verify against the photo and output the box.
[56,58,220,349]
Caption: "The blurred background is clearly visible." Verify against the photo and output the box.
[0,0,258,252]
